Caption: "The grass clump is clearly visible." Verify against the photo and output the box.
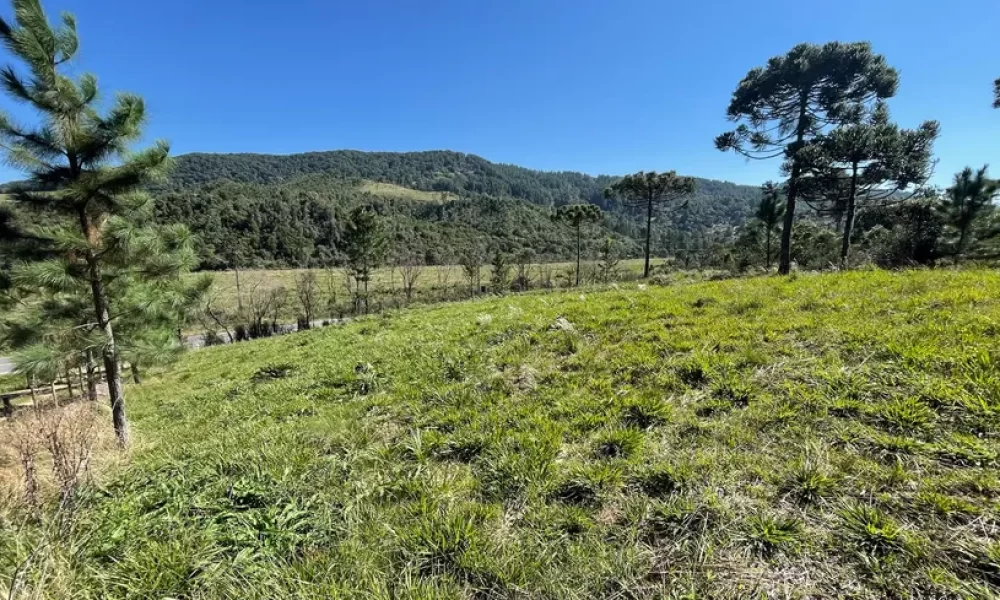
[741,513,803,557]
[780,456,837,504]
[619,395,672,429]
[592,428,645,459]
[838,503,911,557]
[631,463,691,498]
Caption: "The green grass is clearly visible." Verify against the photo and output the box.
[358,180,459,203]
[3,268,1000,598]
[0,374,22,395]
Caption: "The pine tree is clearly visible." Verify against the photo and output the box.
[342,205,387,313]
[797,102,938,266]
[604,171,695,278]
[553,203,602,286]
[755,182,785,269]
[489,250,511,294]
[940,166,999,261]
[716,42,898,274]
[0,0,187,446]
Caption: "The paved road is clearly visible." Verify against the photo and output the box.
[0,357,11,376]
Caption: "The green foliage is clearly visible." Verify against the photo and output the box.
[940,165,999,259]
[0,0,203,443]
[127,151,762,269]
[488,251,511,293]
[797,101,939,263]
[717,41,899,273]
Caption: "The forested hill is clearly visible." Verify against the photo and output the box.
[146,150,764,268]
[163,150,759,210]
[3,150,763,268]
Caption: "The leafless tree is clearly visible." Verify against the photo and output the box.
[435,264,454,294]
[295,271,319,328]
[400,256,425,303]
[537,263,555,289]
[514,249,535,291]
[200,288,236,344]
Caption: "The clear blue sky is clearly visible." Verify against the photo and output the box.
[1,0,998,186]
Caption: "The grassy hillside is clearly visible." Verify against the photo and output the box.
[3,269,1000,598]
[358,181,458,203]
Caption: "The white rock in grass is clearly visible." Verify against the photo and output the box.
[551,317,575,332]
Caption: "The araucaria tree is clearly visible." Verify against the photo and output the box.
[342,205,387,313]
[716,42,899,274]
[798,102,938,266]
[755,182,785,269]
[940,166,998,261]
[604,171,694,278]
[554,203,602,286]
[0,0,188,446]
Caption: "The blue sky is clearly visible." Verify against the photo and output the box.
[1,0,998,186]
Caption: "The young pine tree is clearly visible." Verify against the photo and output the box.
[342,206,388,313]
[755,182,786,270]
[0,0,187,446]
[940,166,999,261]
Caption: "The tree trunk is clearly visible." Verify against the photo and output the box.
[80,210,129,448]
[363,277,369,314]
[132,363,142,385]
[85,350,98,402]
[765,229,772,270]
[2,397,11,418]
[50,380,58,406]
[778,94,810,276]
[840,162,860,268]
[234,265,243,313]
[575,226,582,287]
[64,366,76,400]
[643,193,654,278]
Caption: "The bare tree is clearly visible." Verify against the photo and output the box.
[537,263,555,289]
[514,249,535,291]
[435,264,454,289]
[400,256,425,304]
[267,287,288,333]
[199,288,236,344]
[295,271,319,329]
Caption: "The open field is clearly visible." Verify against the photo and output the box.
[358,181,460,203]
[195,258,666,322]
[2,269,1000,598]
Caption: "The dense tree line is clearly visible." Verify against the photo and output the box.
[151,169,757,269]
